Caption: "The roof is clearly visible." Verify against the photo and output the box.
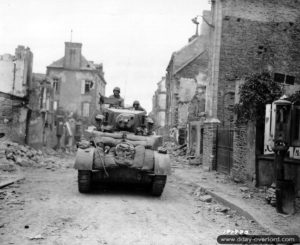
[167,35,208,75]
[47,53,107,84]
[47,55,100,71]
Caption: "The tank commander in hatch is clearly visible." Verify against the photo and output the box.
[108,87,124,108]
[132,100,146,113]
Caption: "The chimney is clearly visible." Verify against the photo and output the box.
[64,42,82,69]
[200,10,211,38]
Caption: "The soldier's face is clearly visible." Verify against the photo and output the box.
[114,90,120,96]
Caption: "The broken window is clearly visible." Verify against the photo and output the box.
[81,80,94,94]
[82,102,90,117]
[274,73,295,85]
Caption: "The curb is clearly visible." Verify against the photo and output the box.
[0,176,25,189]
[203,187,277,235]
[177,177,280,235]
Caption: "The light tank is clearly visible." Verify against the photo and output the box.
[74,97,171,196]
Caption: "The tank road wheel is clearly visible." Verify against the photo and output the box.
[78,170,92,193]
[151,175,167,196]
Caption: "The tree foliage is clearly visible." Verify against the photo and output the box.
[287,90,300,104]
[233,72,283,124]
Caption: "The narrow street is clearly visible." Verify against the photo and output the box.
[0,155,267,245]
[1,1,300,244]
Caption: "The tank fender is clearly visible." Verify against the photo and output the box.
[74,147,95,170]
[154,151,171,175]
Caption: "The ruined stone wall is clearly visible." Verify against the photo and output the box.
[0,46,33,144]
[0,93,28,143]
[176,53,209,128]
[151,77,167,132]
[0,54,15,94]
[27,75,56,149]
[0,46,33,98]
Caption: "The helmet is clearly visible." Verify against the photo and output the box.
[133,100,140,105]
[113,87,120,92]
[95,114,104,121]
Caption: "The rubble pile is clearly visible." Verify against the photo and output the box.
[265,183,276,207]
[3,142,43,167]
[172,144,187,157]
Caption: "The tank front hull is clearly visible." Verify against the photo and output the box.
[91,167,154,185]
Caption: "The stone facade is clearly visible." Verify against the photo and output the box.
[202,119,219,171]
[47,42,106,124]
[205,0,300,180]
[0,46,33,143]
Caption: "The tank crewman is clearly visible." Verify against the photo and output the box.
[133,100,146,113]
[108,87,124,108]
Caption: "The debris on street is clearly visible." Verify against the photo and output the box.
[4,142,43,167]
[198,194,213,203]
[0,140,74,172]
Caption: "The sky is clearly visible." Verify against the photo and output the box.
[0,0,210,113]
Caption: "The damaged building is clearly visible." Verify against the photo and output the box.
[27,73,55,148]
[0,45,33,143]
[164,10,211,160]
[165,10,210,141]
[151,77,167,135]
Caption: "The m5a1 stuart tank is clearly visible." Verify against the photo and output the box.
[74,97,171,196]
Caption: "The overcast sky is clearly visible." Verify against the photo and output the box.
[0,0,210,112]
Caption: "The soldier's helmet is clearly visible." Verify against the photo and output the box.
[95,114,105,122]
[113,87,120,92]
[133,100,140,106]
